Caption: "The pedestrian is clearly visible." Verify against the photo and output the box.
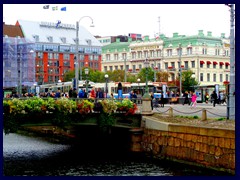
[150,92,154,110]
[205,93,209,104]
[68,88,73,98]
[182,91,190,105]
[190,93,197,108]
[160,91,165,107]
[96,88,104,99]
[78,89,84,98]
[89,88,96,99]
[72,88,77,98]
[211,91,218,107]
[117,82,123,99]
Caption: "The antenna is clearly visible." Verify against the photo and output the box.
[158,16,161,38]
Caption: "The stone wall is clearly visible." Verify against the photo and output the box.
[140,117,235,174]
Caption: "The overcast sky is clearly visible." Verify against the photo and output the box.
[3,4,233,38]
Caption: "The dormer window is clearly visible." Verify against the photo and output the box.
[47,36,53,43]
[33,35,39,42]
[60,37,66,43]
[86,39,92,46]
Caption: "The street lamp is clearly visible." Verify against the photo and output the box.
[105,74,109,98]
[85,67,89,96]
[143,59,150,98]
[75,16,94,91]
[178,43,182,97]
[137,78,141,94]
[225,4,235,120]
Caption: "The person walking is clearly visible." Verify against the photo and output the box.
[182,91,190,105]
[211,91,218,107]
[160,91,165,108]
[190,93,197,108]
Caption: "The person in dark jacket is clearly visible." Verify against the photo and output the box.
[160,92,165,107]
[211,91,218,107]
[182,91,190,105]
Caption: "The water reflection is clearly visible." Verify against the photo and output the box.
[3,133,232,176]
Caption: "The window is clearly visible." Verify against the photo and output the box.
[165,63,168,69]
[207,73,210,82]
[167,49,172,56]
[126,65,129,71]
[47,36,53,43]
[215,49,220,56]
[34,35,39,42]
[48,53,53,59]
[133,65,136,72]
[63,54,70,60]
[144,51,148,58]
[187,48,192,55]
[171,62,175,68]
[122,53,127,60]
[139,64,142,70]
[213,64,216,69]
[89,55,93,61]
[61,37,66,43]
[200,73,204,81]
[177,48,182,56]
[106,54,110,61]
[104,66,107,72]
[191,61,195,68]
[213,74,216,82]
[207,64,210,68]
[114,54,118,60]
[202,48,207,55]
[226,74,229,81]
[156,50,161,57]
[120,65,123,70]
[200,63,203,68]
[184,61,188,69]
[137,51,142,58]
[132,52,136,59]
[115,66,118,70]
[54,53,59,59]
[150,51,154,57]
[109,66,113,71]
[220,74,223,82]
[157,63,161,70]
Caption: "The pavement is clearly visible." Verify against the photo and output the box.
[151,102,228,118]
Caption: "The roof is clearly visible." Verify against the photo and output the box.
[16,20,102,47]
[3,23,24,38]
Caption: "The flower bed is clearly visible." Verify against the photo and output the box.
[3,97,138,134]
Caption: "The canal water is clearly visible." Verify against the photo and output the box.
[3,132,232,176]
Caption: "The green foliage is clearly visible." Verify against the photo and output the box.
[97,113,115,127]
[24,97,46,114]
[55,97,77,114]
[217,117,225,121]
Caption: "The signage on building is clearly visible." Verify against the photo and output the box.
[40,21,75,29]
[131,45,160,51]
[224,43,230,48]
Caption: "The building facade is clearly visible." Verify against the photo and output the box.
[101,30,231,87]
[3,22,35,93]
[16,20,102,85]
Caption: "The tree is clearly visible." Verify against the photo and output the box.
[156,71,170,82]
[137,68,154,82]
[177,70,199,92]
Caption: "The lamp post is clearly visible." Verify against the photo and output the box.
[85,67,89,96]
[124,57,127,82]
[143,59,150,98]
[225,4,235,120]
[105,74,109,98]
[75,16,94,91]
[137,78,141,93]
[178,43,182,97]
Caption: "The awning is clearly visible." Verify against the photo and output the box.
[220,62,224,65]
[168,66,173,69]
[213,61,218,65]
[200,61,205,64]
[207,61,211,64]
[225,62,230,66]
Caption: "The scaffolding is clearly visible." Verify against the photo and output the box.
[3,36,35,94]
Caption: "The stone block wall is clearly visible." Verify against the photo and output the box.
[141,123,235,173]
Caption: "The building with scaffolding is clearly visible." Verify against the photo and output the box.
[3,33,35,96]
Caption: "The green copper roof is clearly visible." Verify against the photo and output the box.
[102,41,131,53]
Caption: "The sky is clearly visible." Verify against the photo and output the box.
[3,4,233,38]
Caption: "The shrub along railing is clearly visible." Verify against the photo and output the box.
[3,97,140,134]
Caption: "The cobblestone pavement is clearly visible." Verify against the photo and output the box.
[153,102,228,119]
